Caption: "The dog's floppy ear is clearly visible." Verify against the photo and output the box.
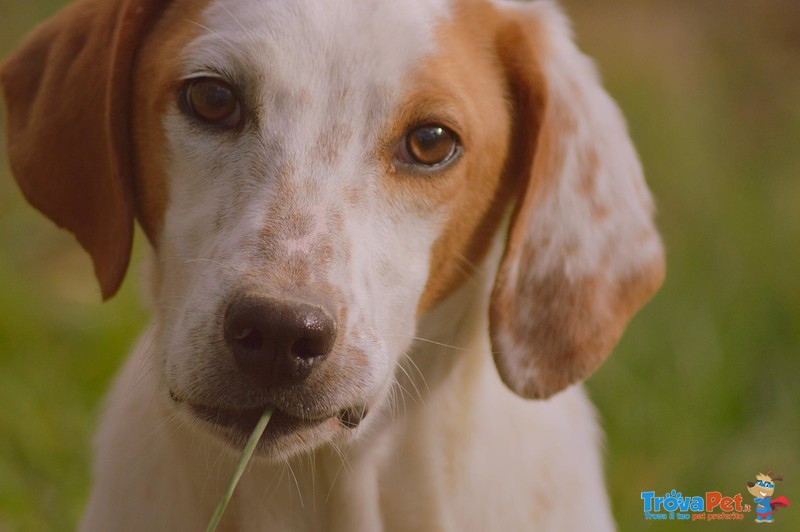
[1,0,168,299]
[489,2,665,399]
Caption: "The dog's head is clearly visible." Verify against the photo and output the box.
[747,471,782,498]
[2,0,663,457]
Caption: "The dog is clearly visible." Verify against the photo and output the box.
[1,0,664,529]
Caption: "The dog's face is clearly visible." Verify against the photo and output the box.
[2,0,664,459]
[747,475,777,498]
[136,0,510,455]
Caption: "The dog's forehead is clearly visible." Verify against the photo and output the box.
[189,0,453,113]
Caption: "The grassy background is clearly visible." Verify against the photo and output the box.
[1,0,798,529]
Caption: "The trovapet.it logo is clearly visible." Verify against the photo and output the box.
[641,469,792,523]
[641,490,749,522]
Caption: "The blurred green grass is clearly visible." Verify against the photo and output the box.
[570,0,800,529]
[0,0,798,530]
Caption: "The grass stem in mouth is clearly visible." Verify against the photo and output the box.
[206,408,273,532]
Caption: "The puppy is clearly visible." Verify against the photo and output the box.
[1,0,664,529]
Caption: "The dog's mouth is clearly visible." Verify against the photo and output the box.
[169,390,368,450]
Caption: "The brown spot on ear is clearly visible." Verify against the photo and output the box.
[131,0,216,244]
[493,255,664,399]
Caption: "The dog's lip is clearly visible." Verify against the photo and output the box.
[189,402,332,438]
[169,390,367,439]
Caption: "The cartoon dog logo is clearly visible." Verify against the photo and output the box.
[747,470,791,523]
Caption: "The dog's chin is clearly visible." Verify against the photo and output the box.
[170,394,368,460]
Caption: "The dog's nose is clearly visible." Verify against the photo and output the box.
[224,293,336,385]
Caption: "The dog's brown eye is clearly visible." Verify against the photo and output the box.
[182,78,241,128]
[399,124,459,167]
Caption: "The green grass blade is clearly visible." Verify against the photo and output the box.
[206,408,273,532]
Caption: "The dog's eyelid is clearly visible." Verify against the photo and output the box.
[403,111,465,142]
[181,62,238,82]
[180,67,247,98]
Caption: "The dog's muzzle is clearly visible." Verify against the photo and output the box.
[170,289,375,448]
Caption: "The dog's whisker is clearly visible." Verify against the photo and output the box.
[400,351,430,395]
[455,252,482,275]
[353,404,369,438]
[452,254,482,286]
[389,377,409,420]
[182,18,239,52]
[157,256,227,269]
[383,334,469,351]
[388,378,410,437]
[180,258,220,265]
[395,381,417,411]
[324,440,352,505]
[306,450,317,513]
[201,439,231,504]
[331,438,353,474]
[285,459,305,509]
[218,3,259,44]
[265,463,287,502]
[125,356,155,397]
[384,383,397,422]
[129,407,186,475]
[393,359,424,405]
[123,331,160,398]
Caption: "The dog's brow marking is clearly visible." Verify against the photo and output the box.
[313,122,353,166]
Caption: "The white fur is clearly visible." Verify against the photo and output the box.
[84,252,615,531]
[154,0,452,412]
[81,0,619,529]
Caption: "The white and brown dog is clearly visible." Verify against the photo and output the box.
[2,0,664,529]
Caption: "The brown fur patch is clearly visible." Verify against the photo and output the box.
[1,0,174,298]
[131,0,215,244]
[314,122,353,166]
[375,1,520,315]
[286,211,314,238]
